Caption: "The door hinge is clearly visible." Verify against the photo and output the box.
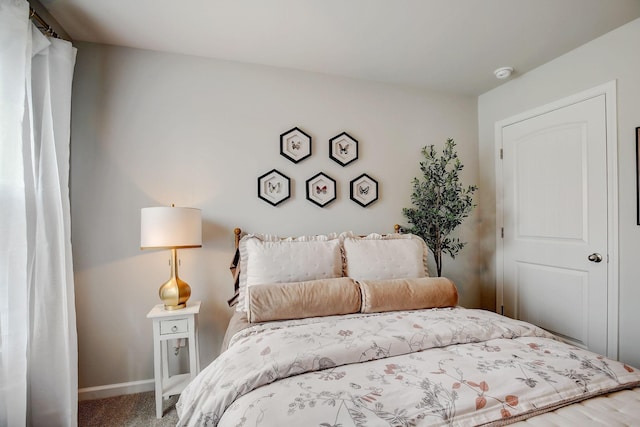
[501,227,504,238]
[500,148,503,159]
[500,305,504,315]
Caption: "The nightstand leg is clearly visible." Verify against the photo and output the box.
[188,317,198,379]
[194,319,200,374]
[161,340,169,383]
[153,322,163,418]
[188,340,196,381]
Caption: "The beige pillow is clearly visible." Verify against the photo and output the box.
[237,233,343,312]
[247,277,361,323]
[342,232,429,280]
[358,277,458,313]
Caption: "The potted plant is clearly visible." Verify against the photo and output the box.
[402,138,477,277]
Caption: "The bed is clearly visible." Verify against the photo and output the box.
[176,229,640,426]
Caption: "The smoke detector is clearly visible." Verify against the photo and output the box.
[494,66,514,79]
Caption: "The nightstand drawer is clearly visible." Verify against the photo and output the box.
[160,319,188,335]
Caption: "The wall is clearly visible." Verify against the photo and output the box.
[477,18,640,368]
[70,42,478,392]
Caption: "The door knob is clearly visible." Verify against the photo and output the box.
[588,253,603,263]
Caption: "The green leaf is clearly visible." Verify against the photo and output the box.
[402,139,477,276]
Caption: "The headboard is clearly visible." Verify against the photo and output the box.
[233,225,403,249]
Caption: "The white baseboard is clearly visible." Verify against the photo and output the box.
[78,379,155,401]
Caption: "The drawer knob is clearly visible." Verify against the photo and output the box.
[171,325,178,332]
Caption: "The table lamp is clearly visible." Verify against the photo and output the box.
[141,205,202,310]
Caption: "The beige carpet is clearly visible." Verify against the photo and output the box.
[78,391,179,426]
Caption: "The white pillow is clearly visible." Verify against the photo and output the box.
[237,233,343,312]
[342,232,429,280]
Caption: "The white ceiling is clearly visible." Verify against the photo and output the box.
[39,0,640,95]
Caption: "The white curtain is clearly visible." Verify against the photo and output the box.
[0,0,78,425]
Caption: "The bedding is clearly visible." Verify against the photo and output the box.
[176,307,640,426]
[187,228,640,426]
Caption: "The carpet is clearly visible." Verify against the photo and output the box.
[78,391,179,426]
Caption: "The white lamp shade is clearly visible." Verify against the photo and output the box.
[141,206,202,249]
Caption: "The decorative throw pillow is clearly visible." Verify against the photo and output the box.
[342,232,429,280]
[358,277,458,313]
[237,233,343,312]
[247,277,361,322]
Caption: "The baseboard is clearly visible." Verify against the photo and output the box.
[78,379,155,401]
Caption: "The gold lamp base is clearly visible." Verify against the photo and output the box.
[160,248,191,310]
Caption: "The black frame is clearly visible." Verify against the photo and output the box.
[305,172,337,208]
[257,169,291,207]
[280,127,312,164]
[350,173,379,207]
[329,132,359,166]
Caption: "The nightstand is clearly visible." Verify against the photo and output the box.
[147,300,201,418]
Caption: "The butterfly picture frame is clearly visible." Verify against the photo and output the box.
[258,169,291,206]
[280,127,312,164]
[305,172,337,208]
[329,132,358,167]
[350,173,379,207]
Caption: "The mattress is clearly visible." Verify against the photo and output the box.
[511,387,640,426]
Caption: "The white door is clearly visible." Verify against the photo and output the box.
[498,93,613,356]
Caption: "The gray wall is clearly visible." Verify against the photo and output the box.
[478,18,640,368]
[70,43,479,390]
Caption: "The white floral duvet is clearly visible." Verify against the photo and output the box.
[176,307,640,426]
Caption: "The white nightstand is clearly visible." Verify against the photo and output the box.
[147,300,201,418]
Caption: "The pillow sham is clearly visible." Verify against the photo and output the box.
[247,277,361,323]
[358,277,458,313]
[342,232,429,280]
[237,233,343,312]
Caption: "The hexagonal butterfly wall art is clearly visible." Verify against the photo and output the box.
[280,127,312,163]
[329,132,358,166]
[350,173,379,207]
[257,169,291,206]
[306,172,337,208]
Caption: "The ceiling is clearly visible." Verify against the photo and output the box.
[39,0,640,95]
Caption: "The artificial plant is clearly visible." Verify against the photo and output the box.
[402,138,477,276]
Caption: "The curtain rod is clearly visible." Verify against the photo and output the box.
[29,7,62,39]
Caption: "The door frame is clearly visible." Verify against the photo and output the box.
[494,80,619,359]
